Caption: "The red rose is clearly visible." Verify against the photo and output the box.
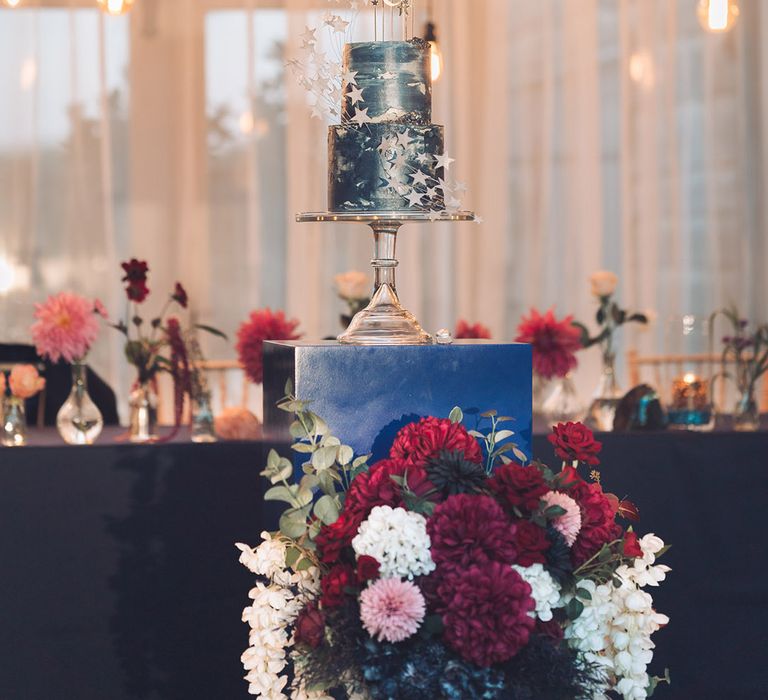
[568,480,622,567]
[320,564,356,608]
[121,259,149,303]
[512,519,551,566]
[547,422,602,466]
[487,463,549,514]
[315,512,363,565]
[356,555,381,583]
[172,282,188,308]
[390,416,483,467]
[623,531,643,558]
[294,603,325,648]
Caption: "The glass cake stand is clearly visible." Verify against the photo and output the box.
[297,210,476,345]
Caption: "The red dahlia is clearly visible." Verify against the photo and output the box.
[320,564,357,608]
[344,458,437,519]
[236,308,302,384]
[515,308,582,379]
[454,320,492,339]
[512,519,551,566]
[548,422,602,466]
[487,462,549,514]
[390,416,483,467]
[315,511,364,565]
[427,494,518,574]
[568,479,622,567]
[436,562,535,667]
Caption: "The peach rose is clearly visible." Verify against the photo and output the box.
[589,270,618,298]
[334,270,370,301]
[214,407,261,441]
[9,364,46,399]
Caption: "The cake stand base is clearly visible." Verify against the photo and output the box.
[296,210,475,346]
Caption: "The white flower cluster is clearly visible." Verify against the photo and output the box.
[565,534,670,700]
[238,533,322,700]
[352,505,436,579]
[512,563,562,622]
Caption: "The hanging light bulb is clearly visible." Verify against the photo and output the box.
[97,0,134,16]
[697,0,739,33]
[424,21,443,82]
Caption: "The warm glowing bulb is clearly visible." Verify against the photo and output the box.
[4,0,21,7]
[429,41,443,82]
[697,0,739,33]
[683,372,698,385]
[98,0,134,16]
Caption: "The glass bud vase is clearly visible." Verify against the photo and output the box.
[2,397,28,447]
[542,374,584,424]
[586,353,623,431]
[191,393,217,443]
[57,362,104,445]
[733,386,759,432]
[129,381,158,443]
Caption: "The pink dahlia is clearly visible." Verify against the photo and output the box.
[390,416,483,467]
[359,578,425,643]
[31,292,101,364]
[427,494,517,574]
[454,320,491,339]
[515,308,582,380]
[344,458,437,518]
[236,308,302,384]
[437,562,535,666]
[541,490,582,547]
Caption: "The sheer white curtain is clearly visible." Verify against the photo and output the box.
[1,0,766,413]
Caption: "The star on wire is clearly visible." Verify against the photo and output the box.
[330,16,350,32]
[410,170,430,187]
[416,153,433,165]
[351,106,372,126]
[342,69,358,86]
[300,27,317,45]
[406,189,425,207]
[435,153,455,170]
[346,85,365,105]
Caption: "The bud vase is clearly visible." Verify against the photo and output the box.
[128,381,158,443]
[191,393,217,443]
[733,385,759,431]
[586,353,622,431]
[57,362,104,445]
[542,374,584,424]
[2,397,27,447]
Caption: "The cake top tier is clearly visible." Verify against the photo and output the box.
[341,39,432,126]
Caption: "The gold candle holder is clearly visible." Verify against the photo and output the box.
[670,373,710,412]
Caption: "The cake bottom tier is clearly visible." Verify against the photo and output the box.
[328,123,445,212]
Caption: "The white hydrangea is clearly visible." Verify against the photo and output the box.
[512,563,562,622]
[564,535,670,700]
[352,505,436,579]
[238,536,321,699]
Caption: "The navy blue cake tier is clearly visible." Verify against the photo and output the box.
[342,40,432,125]
[328,123,445,212]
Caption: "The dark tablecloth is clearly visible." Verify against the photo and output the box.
[0,429,766,699]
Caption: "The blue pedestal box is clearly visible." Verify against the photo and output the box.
[263,340,532,462]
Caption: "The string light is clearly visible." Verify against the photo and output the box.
[697,0,739,33]
[97,0,134,16]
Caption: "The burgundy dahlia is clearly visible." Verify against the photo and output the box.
[390,416,483,467]
[315,511,363,565]
[320,564,357,608]
[436,561,535,667]
[487,462,549,514]
[344,458,437,518]
[356,555,381,583]
[512,519,551,567]
[568,479,622,567]
[236,308,302,384]
[427,494,517,574]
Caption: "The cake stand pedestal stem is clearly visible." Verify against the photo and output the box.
[371,220,400,293]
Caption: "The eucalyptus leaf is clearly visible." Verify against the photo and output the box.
[264,485,295,504]
[312,445,338,471]
[448,406,463,424]
[314,494,340,525]
[280,512,309,539]
[318,470,337,496]
[337,445,354,466]
[292,443,314,454]
[289,420,310,440]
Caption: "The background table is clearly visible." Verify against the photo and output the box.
[1,428,766,699]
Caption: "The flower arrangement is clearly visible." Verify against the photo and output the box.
[236,309,303,384]
[454,320,491,340]
[515,308,582,380]
[237,394,670,700]
[30,291,105,364]
[111,259,225,434]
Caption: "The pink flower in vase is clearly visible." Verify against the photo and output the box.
[515,308,582,380]
[9,364,46,399]
[31,292,102,364]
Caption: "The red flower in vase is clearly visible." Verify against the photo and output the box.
[236,309,302,384]
[454,320,491,339]
[121,259,150,303]
[172,282,188,309]
[515,308,582,380]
